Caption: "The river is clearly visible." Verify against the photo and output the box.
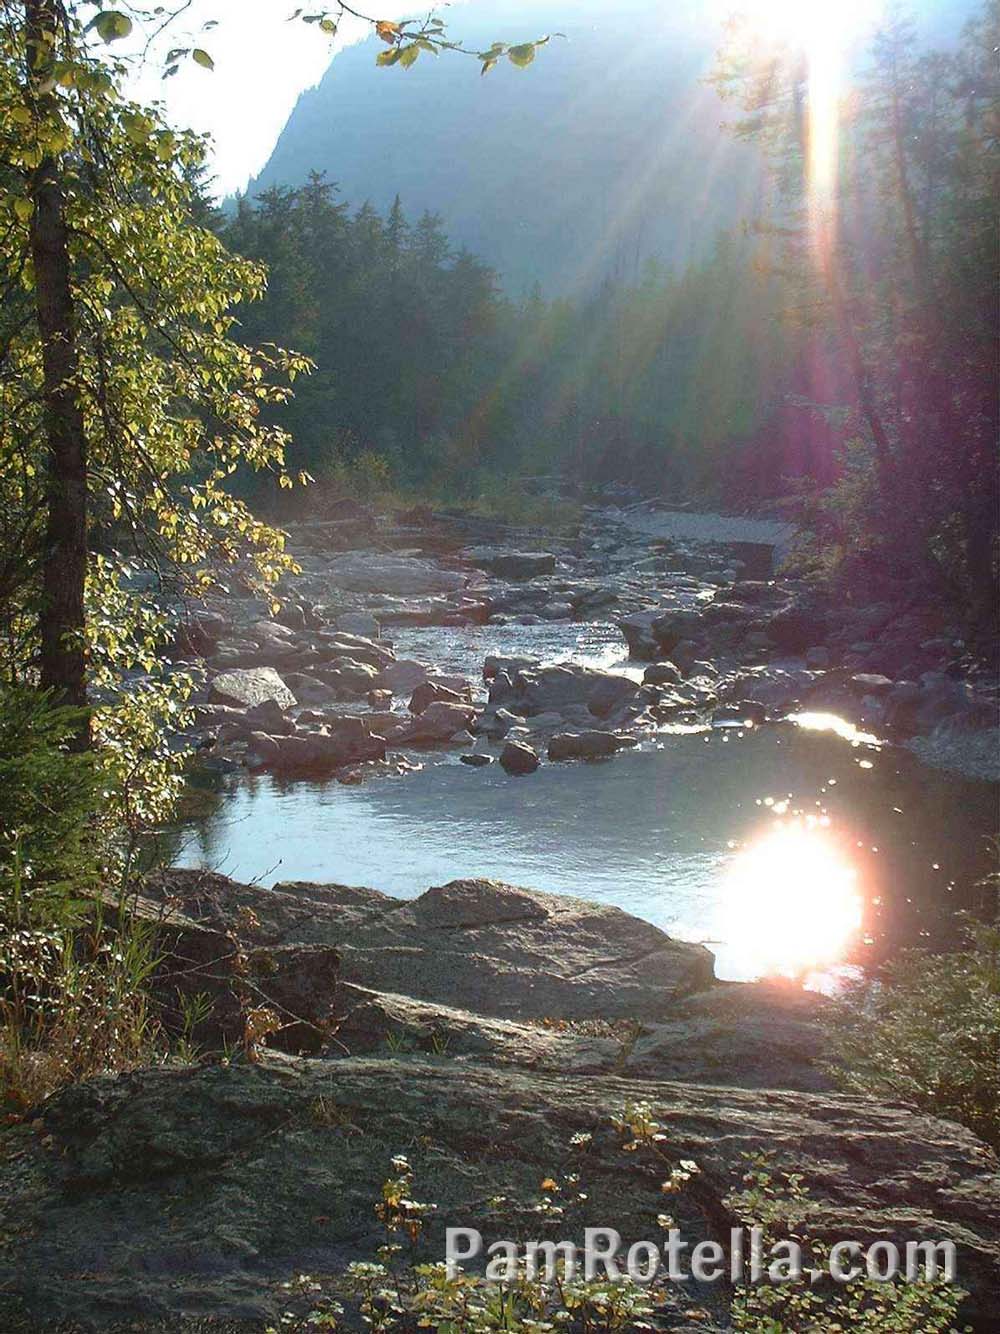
[173,620,996,984]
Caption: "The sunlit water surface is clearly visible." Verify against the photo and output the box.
[174,708,995,982]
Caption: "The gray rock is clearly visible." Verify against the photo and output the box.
[466,548,557,580]
[334,611,380,638]
[6,1055,997,1330]
[376,659,429,694]
[459,752,494,767]
[209,666,295,710]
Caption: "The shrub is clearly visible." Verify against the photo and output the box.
[824,900,1000,1151]
[0,686,161,1111]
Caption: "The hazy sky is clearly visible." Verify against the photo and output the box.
[128,0,469,195]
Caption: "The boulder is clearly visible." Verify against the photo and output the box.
[209,666,295,711]
[140,871,715,1021]
[499,739,541,774]
[459,752,494,767]
[5,1057,997,1330]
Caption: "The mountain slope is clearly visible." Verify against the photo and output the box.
[244,0,760,294]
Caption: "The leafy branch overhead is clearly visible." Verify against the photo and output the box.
[86,3,556,77]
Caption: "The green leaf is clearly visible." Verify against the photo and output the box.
[376,48,401,66]
[91,11,133,43]
[319,18,337,35]
[398,43,420,68]
[507,43,536,68]
[191,48,214,70]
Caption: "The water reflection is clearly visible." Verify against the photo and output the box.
[720,817,863,980]
[171,724,996,983]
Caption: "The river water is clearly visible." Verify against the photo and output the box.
[173,622,996,984]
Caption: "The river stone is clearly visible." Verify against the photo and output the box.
[327,552,466,595]
[376,658,429,694]
[508,664,617,715]
[548,730,628,761]
[466,548,557,579]
[409,680,465,714]
[209,666,295,710]
[499,739,541,775]
[390,700,475,745]
[586,674,640,718]
[4,1056,997,1330]
[334,610,380,638]
[644,661,682,686]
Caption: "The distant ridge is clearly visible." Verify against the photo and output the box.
[242,0,759,295]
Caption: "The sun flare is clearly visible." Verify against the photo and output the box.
[733,0,883,208]
[721,819,863,980]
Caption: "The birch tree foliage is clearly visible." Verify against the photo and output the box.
[0,1,310,817]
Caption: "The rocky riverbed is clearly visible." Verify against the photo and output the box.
[173,501,998,786]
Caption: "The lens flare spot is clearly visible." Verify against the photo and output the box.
[721,820,863,979]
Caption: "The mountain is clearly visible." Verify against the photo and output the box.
[243,0,977,296]
[243,0,760,295]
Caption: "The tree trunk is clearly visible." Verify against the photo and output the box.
[25,0,89,733]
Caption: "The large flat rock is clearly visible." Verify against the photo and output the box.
[1,1057,996,1330]
[143,870,715,1021]
[325,552,467,595]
